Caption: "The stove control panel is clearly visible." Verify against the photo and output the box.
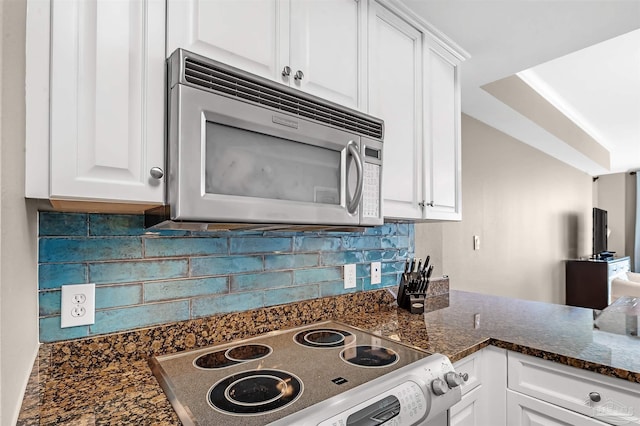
[270,352,463,426]
[317,380,427,426]
[430,371,468,395]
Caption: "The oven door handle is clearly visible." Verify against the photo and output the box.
[347,141,364,215]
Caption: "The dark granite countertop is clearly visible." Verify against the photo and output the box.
[17,288,640,425]
[350,291,640,380]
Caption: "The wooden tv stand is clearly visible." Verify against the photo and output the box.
[565,256,631,309]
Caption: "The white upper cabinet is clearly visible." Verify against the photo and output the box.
[166,0,285,81]
[26,0,463,214]
[289,0,364,108]
[424,40,462,220]
[369,0,466,221]
[27,0,166,208]
[166,0,365,109]
[369,3,424,219]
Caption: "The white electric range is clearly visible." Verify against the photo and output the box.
[149,320,465,425]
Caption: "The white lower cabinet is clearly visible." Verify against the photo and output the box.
[450,346,507,426]
[451,349,640,426]
[507,351,640,426]
[450,385,483,426]
[507,390,607,426]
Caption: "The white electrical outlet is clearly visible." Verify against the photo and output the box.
[72,293,86,304]
[61,283,95,328]
[344,264,357,289]
[371,262,382,285]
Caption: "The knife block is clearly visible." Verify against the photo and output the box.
[397,272,429,314]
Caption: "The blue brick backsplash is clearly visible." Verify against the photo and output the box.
[38,212,414,342]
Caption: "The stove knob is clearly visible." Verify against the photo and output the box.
[445,371,468,388]
[431,378,449,396]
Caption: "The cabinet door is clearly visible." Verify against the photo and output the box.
[507,390,607,426]
[452,346,507,426]
[479,346,507,426]
[369,2,423,219]
[450,385,483,426]
[423,41,462,220]
[166,0,287,82]
[50,0,165,204]
[289,0,363,108]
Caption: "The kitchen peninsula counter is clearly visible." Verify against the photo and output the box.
[17,289,640,425]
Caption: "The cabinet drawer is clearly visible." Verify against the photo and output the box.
[507,389,607,426]
[454,350,482,395]
[508,351,640,424]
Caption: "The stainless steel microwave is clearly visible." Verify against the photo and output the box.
[146,49,384,231]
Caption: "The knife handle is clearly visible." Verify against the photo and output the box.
[423,255,430,273]
[421,279,429,294]
[426,265,434,280]
[398,278,408,308]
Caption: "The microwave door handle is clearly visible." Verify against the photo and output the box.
[347,141,364,214]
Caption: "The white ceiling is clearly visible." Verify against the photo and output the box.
[403,0,640,176]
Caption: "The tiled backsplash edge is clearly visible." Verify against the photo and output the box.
[47,279,448,371]
[48,288,397,370]
[38,212,415,342]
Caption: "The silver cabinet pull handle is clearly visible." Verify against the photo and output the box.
[347,141,363,215]
[589,392,601,402]
[294,70,304,81]
[282,66,291,77]
[150,167,164,179]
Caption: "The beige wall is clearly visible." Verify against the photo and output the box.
[595,173,637,262]
[0,1,40,424]
[417,115,593,304]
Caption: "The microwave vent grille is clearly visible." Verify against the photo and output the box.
[183,58,382,139]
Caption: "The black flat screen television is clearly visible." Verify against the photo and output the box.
[592,207,608,256]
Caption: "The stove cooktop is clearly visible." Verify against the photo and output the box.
[149,320,462,426]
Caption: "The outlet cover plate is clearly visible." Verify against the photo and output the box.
[344,264,357,289]
[371,262,382,284]
[61,283,95,328]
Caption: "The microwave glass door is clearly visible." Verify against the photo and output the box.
[205,122,341,205]
[171,84,363,226]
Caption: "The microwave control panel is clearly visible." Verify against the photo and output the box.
[363,163,380,218]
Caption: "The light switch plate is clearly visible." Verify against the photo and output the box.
[61,283,95,328]
[371,262,381,284]
[473,235,480,251]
